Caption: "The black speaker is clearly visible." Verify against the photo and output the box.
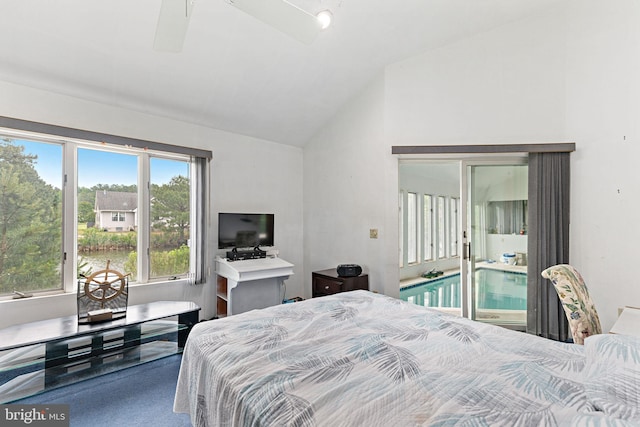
[337,264,362,277]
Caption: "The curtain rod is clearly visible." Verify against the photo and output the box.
[392,143,575,155]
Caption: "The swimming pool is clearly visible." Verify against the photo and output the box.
[400,268,527,310]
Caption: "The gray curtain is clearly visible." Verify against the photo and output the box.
[526,152,570,341]
[192,156,209,285]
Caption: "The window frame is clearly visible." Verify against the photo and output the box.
[449,197,459,257]
[423,194,433,262]
[0,120,210,298]
[406,192,419,265]
[398,190,404,268]
[400,191,461,271]
[111,212,125,222]
[437,195,446,259]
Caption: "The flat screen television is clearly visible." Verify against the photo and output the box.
[218,213,275,249]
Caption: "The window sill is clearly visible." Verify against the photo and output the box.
[0,289,66,303]
[0,277,199,329]
[0,277,192,303]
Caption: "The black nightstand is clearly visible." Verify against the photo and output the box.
[312,268,369,297]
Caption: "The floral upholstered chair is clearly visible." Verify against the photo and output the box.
[541,264,602,345]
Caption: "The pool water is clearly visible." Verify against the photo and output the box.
[400,268,527,310]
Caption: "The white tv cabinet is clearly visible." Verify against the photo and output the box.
[215,257,294,317]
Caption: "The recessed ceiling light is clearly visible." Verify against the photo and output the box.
[316,10,332,30]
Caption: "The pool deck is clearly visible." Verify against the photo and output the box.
[399,262,528,327]
[400,261,527,290]
[477,261,527,274]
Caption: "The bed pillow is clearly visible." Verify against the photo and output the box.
[584,334,640,421]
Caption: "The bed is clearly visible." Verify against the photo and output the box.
[174,290,640,426]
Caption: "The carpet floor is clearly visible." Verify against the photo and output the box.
[14,354,192,427]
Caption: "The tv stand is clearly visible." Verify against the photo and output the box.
[215,257,294,317]
[0,301,199,403]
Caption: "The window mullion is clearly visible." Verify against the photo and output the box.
[63,142,77,292]
[138,154,150,283]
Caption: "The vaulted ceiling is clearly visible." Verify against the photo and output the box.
[0,0,563,147]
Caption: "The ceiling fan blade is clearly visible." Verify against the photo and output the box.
[154,0,195,52]
[227,0,322,44]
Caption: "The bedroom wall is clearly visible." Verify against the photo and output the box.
[305,1,640,332]
[303,74,400,298]
[0,81,304,328]
[562,0,640,332]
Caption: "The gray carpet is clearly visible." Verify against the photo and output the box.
[14,354,192,427]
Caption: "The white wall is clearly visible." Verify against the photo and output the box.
[303,74,400,298]
[563,0,640,332]
[0,81,303,328]
[305,1,640,332]
[486,234,528,265]
[385,7,567,146]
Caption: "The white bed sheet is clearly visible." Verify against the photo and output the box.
[175,290,595,426]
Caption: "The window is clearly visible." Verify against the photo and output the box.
[449,197,459,257]
[437,196,446,259]
[0,139,62,296]
[0,125,209,297]
[423,195,433,261]
[407,192,418,264]
[149,157,191,280]
[400,191,459,269]
[398,190,404,268]
[78,148,138,281]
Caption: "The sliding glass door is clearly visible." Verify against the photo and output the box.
[465,162,528,328]
[399,158,528,329]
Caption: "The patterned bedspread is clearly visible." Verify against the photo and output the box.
[174,290,592,426]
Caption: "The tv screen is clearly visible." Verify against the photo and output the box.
[218,213,274,249]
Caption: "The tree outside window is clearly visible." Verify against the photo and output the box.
[0,139,62,295]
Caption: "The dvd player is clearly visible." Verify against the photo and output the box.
[226,248,267,261]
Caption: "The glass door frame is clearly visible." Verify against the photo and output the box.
[460,158,528,326]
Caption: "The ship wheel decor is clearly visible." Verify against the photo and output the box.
[77,260,130,324]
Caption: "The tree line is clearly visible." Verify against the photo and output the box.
[0,139,61,294]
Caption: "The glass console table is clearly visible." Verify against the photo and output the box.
[0,301,200,403]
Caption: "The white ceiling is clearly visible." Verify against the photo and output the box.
[0,0,563,147]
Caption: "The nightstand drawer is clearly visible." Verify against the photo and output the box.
[311,268,369,297]
[313,276,343,296]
